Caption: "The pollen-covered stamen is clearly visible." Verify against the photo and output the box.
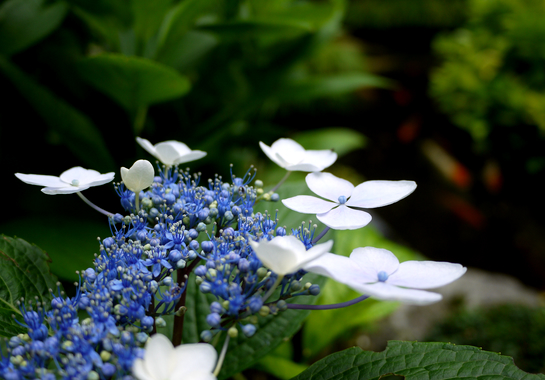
[377,271,389,282]
[338,195,347,204]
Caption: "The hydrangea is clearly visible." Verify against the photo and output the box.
[282,172,417,229]
[304,247,467,305]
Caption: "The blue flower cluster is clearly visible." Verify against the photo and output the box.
[2,165,321,379]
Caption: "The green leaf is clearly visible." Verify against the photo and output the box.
[132,0,172,43]
[291,341,545,380]
[0,216,109,281]
[197,21,311,40]
[0,235,58,337]
[0,0,68,56]
[77,54,191,123]
[279,73,392,102]
[255,354,308,380]
[293,128,367,157]
[0,57,115,171]
[155,0,218,60]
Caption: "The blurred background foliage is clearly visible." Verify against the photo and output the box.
[2,0,545,377]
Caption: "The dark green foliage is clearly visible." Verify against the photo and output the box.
[0,235,58,337]
[426,305,545,374]
[430,0,545,175]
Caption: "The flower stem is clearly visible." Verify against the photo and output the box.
[286,294,369,310]
[311,226,330,245]
[213,334,230,377]
[76,192,113,217]
[269,171,291,193]
[261,275,284,302]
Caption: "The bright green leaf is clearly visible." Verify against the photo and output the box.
[0,235,58,337]
[0,57,115,171]
[293,128,367,157]
[77,54,191,122]
[291,341,545,380]
[255,354,308,380]
[0,0,68,56]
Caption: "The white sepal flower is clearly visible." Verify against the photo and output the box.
[259,138,337,172]
[249,235,333,276]
[120,159,155,193]
[282,172,417,230]
[137,137,207,166]
[15,167,115,195]
[304,247,467,305]
[132,334,217,380]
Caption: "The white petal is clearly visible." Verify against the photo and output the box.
[41,185,91,195]
[298,239,334,268]
[346,180,417,208]
[59,167,98,185]
[15,173,65,187]
[169,343,217,378]
[155,143,182,166]
[306,172,354,202]
[285,163,327,172]
[282,195,337,214]
[132,359,156,380]
[270,138,306,165]
[171,371,217,380]
[249,236,331,275]
[142,334,176,379]
[388,261,467,289]
[85,172,115,187]
[286,150,337,172]
[349,247,399,280]
[136,137,160,158]
[173,150,207,165]
[121,160,155,193]
[249,240,297,275]
[351,282,443,305]
[316,205,372,230]
[58,167,115,187]
[259,141,285,168]
[304,252,369,282]
[162,141,192,156]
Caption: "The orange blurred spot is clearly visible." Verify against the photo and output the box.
[441,193,486,229]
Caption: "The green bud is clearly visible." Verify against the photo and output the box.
[259,306,270,317]
[155,317,167,328]
[228,326,238,338]
[10,355,23,365]
[195,277,204,285]
[263,192,271,201]
[257,267,268,278]
[277,300,287,311]
[290,281,302,291]
[256,188,264,195]
[87,370,100,380]
[254,180,263,188]
[222,300,230,310]
[100,350,111,361]
[304,282,312,290]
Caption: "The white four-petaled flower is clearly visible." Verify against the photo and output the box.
[132,334,218,380]
[304,247,467,305]
[120,159,155,194]
[137,137,207,166]
[259,138,337,172]
[282,172,417,230]
[249,235,333,276]
[15,167,115,195]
